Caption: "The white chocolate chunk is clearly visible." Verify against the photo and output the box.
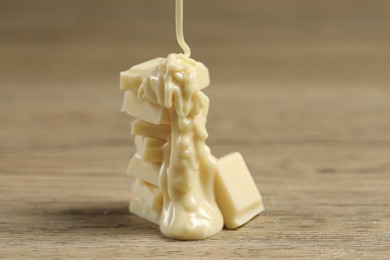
[119,72,143,92]
[131,119,171,140]
[120,58,164,91]
[195,61,210,90]
[132,179,163,212]
[215,152,264,229]
[120,57,209,92]
[130,197,160,225]
[122,90,170,125]
[126,154,160,187]
[135,136,165,163]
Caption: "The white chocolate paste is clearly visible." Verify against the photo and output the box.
[176,0,191,57]
[138,54,223,240]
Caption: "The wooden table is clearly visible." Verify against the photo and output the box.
[1,0,389,258]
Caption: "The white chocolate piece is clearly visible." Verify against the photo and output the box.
[131,119,170,140]
[215,152,264,229]
[132,179,163,212]
[120,58,209,92]
[126,154,160,187]
[195,62,210,90]
[130,197,160,225]
[120,58,164,91]
[134,136,165,163]
[122,90,170,125]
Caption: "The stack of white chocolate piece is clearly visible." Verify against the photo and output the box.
[120,57,264,233]
[120,58,168,226]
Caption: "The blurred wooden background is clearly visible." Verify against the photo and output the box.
[0,0,389,258]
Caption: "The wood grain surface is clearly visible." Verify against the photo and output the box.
[1,0,390,258]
